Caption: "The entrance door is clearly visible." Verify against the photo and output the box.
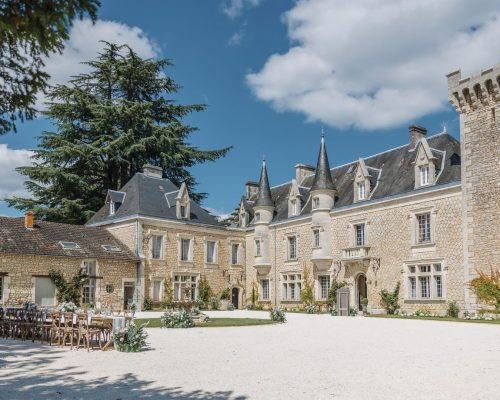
[123,281,135,308]
[231,287,239,309]
[357,274,367,311]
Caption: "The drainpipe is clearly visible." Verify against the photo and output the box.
[273,224,277,306]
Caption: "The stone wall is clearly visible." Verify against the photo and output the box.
[0,254,137,309]
[246,186,464,315]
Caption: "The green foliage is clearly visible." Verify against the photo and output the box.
[248,281,259,305]
[304,302,317,314]
[227,303,235,311]
[209,296,220,310]
[219,287,230,300]
[470,269,500,313]
[143,297,153,311]
[327,279,347,305]
[161,309,194,328]
[270,307,286,323]
[360,297,369,306]
[198,276,212,305]
[0,0,99,134]
[7,42,232,223]
[348,307,358,316]
[48,269,88,305]
[379,282,400,315]
[112,322,148,352]
[447,301,460,318]
[300,265,314,304]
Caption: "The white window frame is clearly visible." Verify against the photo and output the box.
[420,165,430,186]
[255,239,261,257]
[173,274,198,301]
[179,238,192,262]
[287,235,297,260]
[260,279,270,300]
[151,234,164,259]
[354,223,366,246]
[313,228,321,248]
[152,279,163,302]
[317,275,330,300]
[109,201,116,215]
[358,182,366,200]
[405,262,445,300]
[82,260,97,304]
[231,243,240,265]
[417,212,432,244]
[205,240,218,264]
[282,274,302,301]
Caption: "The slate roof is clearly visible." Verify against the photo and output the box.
[234,132,461,225]
[87,173,221,227]
[255,160,274,207]
[310,135,335,191]
[0,217,139,261]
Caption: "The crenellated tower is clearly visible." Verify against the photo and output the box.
[447,63,500,311]
[309,134,336,271]
[252,159,274,275]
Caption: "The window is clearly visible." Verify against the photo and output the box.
[109,201,116,215]
[420,166,429,186]
[35,277,56,306]
[261,279,270,300]
[290,199,300,216]
[255,239,261,257]
[180,238,191,261]
[82,260,97,304]
[206,241,216,263]
[151,235,163,259]
[173,275,198,301]
[417,213,431,243]
[358,182,366,200]
[59,241,80,250]
[313,197,320,209]
[287,236,297,260]
[407,263,444,299]
[240,213,247,227]
[313,229,320,248]
[318,275,330,300]
[152,280,162,302]
[355,224,365,246]
[282,274,302,301]
[102,244,121,252]
[231,243,240,265]
[180,205,186,218]
[255,212,260,222]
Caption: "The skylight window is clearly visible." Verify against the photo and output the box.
[102,244,121,252]
[59,241,80,250]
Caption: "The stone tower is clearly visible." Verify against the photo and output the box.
[252,159,274,275]
[309,134,336,271]
[447,63,500,311]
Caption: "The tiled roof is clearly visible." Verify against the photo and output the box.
[0,217,139,261]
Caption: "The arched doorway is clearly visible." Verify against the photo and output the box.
[356,274,367,311]
[231,287,239,309]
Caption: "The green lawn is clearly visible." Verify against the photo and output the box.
[135,317,278,328]
[366,314,500,325]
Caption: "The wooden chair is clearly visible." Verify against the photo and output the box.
[75,314,102,351]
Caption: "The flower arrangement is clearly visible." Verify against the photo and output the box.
[161,309,195,328]
[56,301,77,312]
[304,302,317,314]
[113,322,148,352]
[270,307,286,323]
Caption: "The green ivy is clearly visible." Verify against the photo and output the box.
[48,269,88,306]
[379,282,400,315]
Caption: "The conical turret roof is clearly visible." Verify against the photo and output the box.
[255,159,274,207]
[310,134,335,191]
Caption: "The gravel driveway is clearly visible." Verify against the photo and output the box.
[1,311,499,399]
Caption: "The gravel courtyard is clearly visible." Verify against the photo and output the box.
[1,311,499,400]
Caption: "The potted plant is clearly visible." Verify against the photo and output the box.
[219,288,231,310]
[360,297,369,313]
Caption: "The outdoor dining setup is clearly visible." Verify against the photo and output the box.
[0,302,134,351]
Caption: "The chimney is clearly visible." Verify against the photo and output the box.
[295,163,315,185]
[409,125,427,148]
[24,211,34,229]
[245,181,259,199]
[142,164,163,178]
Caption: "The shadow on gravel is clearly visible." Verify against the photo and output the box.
[0,340,247,400]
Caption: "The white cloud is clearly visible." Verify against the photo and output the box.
[37,19,159,110]
[221,0,263,19]
[247,0,500,130]
[228,21,248,46]
[0,144,33,200]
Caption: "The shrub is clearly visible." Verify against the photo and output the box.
[379,282,400,314]
[161,309,195,328]
[300,265,314,305]
[348,307,358,316]
[414,308,432,317]
[143,297,153,311]
[210,296,220,310]
[219,288,230,300]
[330,305,337,316]
[113,322,148,352]
[270,307,286,323]
[227,303,235,311]
[246,304,255,310]
[327,279,347,306]
[49,269,88,306]
[172,301,193,311]
[360,297,369,306]
[249,281,259,306]
[160,298,173,310]
[198,276,212,305]
[469,269,500,313]
[304,302,317,314]
[447,301,460,318]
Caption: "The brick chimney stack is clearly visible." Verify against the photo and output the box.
[24,211,34,229]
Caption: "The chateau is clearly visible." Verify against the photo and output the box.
[0,64,498,315]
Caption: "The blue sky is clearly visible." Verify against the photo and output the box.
[1,0,499,218]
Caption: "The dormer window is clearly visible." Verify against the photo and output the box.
[420,166,429,186]
[59,241,80,250]
[180,205,187,218]
[109,201,116,216]
[358,182,366,200]
[176,182,191,220]
[313,197,320,209]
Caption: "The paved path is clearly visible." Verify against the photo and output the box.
[1,312,499,399]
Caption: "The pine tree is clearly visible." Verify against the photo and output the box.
[7,42,232,224]
[0,0,99,134]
